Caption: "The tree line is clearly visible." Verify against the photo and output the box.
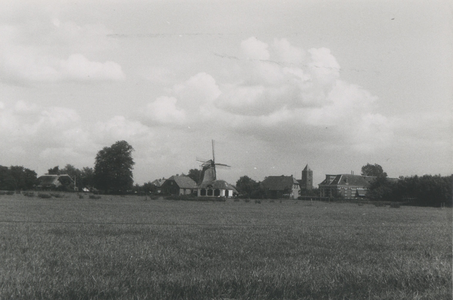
[0,166,37,190]
[1,143,451,207]
[367,173,452,207]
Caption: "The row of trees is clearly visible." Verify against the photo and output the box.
[1,144,451,206]
[0,140,135,193]
[235,175,317,199]
[0,166,37,190]
[367,174,452,206]
[361,163,452,206]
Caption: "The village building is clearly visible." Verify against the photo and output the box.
[318,174,376,198]
[261,175,300,199]
[197,180,237,198]
[35,174,75,191]
[161,175,198,196]
[300,164,313,190]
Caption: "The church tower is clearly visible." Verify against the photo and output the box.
[301,164,313,190]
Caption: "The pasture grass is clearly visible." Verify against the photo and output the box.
[0,193,451,299]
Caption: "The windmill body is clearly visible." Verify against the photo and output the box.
[196,140,237,198]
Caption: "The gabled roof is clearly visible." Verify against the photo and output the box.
[166,176,197,189]
[320,174,375,187]
[303,164,311,171]
[261,175,299,191]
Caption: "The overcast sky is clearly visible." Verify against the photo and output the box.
[1,0,451,185]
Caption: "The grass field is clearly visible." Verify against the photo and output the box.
[0,193,451,299]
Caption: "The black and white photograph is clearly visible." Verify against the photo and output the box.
[0,0,451,299]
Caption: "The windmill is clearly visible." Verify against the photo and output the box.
[197,140,230,185]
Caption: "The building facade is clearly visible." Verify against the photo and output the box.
[261,175,300,199]
[318,174,376,198]
[161,175,198,196]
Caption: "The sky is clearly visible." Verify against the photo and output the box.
[0,0,451,186]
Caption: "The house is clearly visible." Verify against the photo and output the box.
[161,175,198,196]
[35,174,75,191]
[197,180,237,198]
[318,174,376,199]
[261,175,300,199]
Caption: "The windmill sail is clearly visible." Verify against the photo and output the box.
[197,140,230,185]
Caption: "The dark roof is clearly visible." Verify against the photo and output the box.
[198,180,237,192]
[261,175,299,191]
[303,164,311,171]
[320,174,399,187]
[320,174,375,187]
[166,176,197,189]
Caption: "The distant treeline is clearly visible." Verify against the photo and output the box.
[367,174,452,207]
[0,165,37,190]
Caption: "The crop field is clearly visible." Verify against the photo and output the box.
[0,193,451,299]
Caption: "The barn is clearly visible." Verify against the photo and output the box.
[261,175,300,199]
[161,175,198,196]
[35,174,75,191]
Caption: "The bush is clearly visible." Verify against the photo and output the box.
[38,193,52,199]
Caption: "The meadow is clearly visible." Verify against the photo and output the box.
[0,193,451,299]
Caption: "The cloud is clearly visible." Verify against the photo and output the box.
[143,97,186,126]
[241,37,270,60]
[59,54,125,81]
[272,38,305,64]
[135,37,395,154]
[0,16,124,83]
[142,73,221,126]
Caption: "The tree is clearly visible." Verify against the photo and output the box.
[366,176,397,201]
[0,165,37,190]
[79,167,94,190]
[361,163,387,177]
[187,169,202,184]
[94,141,135,193]
[48,166,60,175]
[236,176,263,198]
[0,166,16,190]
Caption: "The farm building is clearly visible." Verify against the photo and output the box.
[261,175,300,199]
[197,180,237,198]
[318,174,376,198]
[35,174,75,191]
[161,175,198,196]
